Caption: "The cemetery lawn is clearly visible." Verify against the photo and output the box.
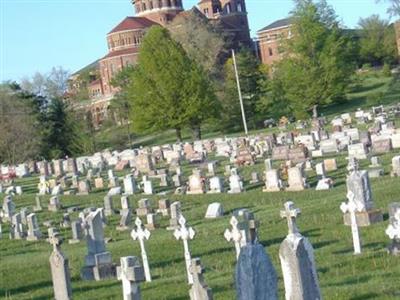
[1,151,400,300]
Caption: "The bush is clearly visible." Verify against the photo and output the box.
[366,91,385,106]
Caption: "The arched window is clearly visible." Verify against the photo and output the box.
[237,2,242,12]
[142,3,146,11]
[268,48,273,56]
[158,0,162,8]
[167,0,171,7]
[149,1,153,9]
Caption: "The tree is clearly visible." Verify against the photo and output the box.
[358,15,397,66]
[271,0,356,119]
[167,7,232,79]
[127,26,218,141]
[0,83,41,164]
[220,48,269,132]
[377,0,400,16]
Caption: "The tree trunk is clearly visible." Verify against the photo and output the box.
[191,125,201,141]
[175,128,182,142]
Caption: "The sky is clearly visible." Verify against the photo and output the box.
[0,0,393,82]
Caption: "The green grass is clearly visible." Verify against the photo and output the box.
[1,150,400,299]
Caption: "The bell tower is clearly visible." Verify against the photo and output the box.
[132,0,184,25]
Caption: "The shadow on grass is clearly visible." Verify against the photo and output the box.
[349,293,380,300]
[0,280,52,296]
[313,239,339,250]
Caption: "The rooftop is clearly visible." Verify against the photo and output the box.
[258,18,291,33]
[108,16,157,34]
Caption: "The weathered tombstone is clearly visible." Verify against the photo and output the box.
[228,169,243,194]
[235,243,278,300]
[49,231,72,300]
[391,156,400,177]
[348,143,367,160]
[69,220,83,244]
[26,213,42,241]
[142,179,153,195]
[159,174,169,187]
[135,153,154,174]
[172,174,182,187]
[249,172,260,184]
[2,195,15,221]
[372,138,392,154]
[10,213,26,239]
[265,159,273,171]
[157,199,170,216]
[323,158,337,172]
[117,256,145,300]
[187,170,205,195]
[136,199,153,217]
[167,201,181,230]
[385,206,400,256]
[131,217,152,282]
[208,176,224,194]
[124,174,137,195]
[204,202,224,219]
[104,195,115,216]
[94,177,104,189]
[279,201,321,300]
[189,258,213,300]
[117,209,132,231]
[286,167,306,191]
[38,176,50,195]
[207,162,216,176]
[174,215,196,284]
[48,196,62,212]
[78,180,91,195]
[340,192,362,254]
[81,209,116,280]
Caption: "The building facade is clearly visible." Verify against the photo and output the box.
[70,0,251,127]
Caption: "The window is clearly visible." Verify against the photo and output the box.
[167,0,171,6]
[158,0,162,8]
[149,1,153,9]
[142,3,146,10]
[237,2,242,12]
[268,48,273,56]
[204,8,209,17]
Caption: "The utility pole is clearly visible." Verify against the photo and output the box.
[232,49,248,135]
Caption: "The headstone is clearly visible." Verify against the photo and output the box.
[348,143,367,160]
[104,195,115,216]
[208,176,224,194]
[372,138,392,154]
[265,159,273,171]
[263,169,282,192]
[145,213,159,231]
[385,206,400,256]
[48,196,62,212]
[189,258,213,300]
[69,220,83,244]
[26,213,42,241]
[10,213,26,239]
[323,158,337,172]
[174,215,196,284]
[167,201,181,230]
[187,170,205,195]
[205,202,224,219]
[157,199,170,216]
[340,192,362,254]
[49,231,72,300]
[78,180,91,195]
[235,243,278,300]
[228,169,243,194]
[2,195,15,221]
[117,256,145,300]
[94,177,104,189]
[124,175,137,195]
[142,179,153,195]
[117,209,132,231]
[81,209,116,280]
[279,201,321,300]
[33,195,43,212]
[286,167,306,191]
[249,172,260,184]
[391,156,400,177]
[207,162,216,176]
[131,217,152,282]
[136,199,153,216]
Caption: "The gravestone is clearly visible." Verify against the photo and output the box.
[228,169,243,194]
[33,195,43,212]
[391,156,400,177]
[69,220,83,244]
[157,199,170,216]
[26,213,42,241]
[124,175,137,195]
[208,176,224,194]
[189,258,213,300]
[187,170,205,195]
[250,172,260,184]
[142,179,153,195]
[340,192,362,254]
[117,209,132,231]
[136,199,153,217]
[145,213,160,230]
[205,202,224,219]
[131,218,152,282]
[172,174,182,187]
[286,167,306,191]
[135,153,154,174]
[263,169,282,192]
[265,159,273,171]
[167,201,181,230]
[159,174,169,187]
[348,143,367,160]
[372,138,392,154]
[323,158,337,172]
[174,215,196,284]
[49,231,72,300]
[235,243,278,300]
[207,162,216,176]
[272,145,290,161]
[81,209,116,280]
[94,177,104,189]
[117,256,145,300]
[279,201,321,300]
[104,195,115,216]
[385,205,400,256]
[78,180,91,195]
[2,195,15,221]
[48,196,62,212]
[10,213,26,239]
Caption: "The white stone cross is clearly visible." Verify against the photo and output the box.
[117,256,145,300]
[386,210,400,240]
[280,201,301,235]
[131,217,152,282]
[224,216,242,259]
[340,191,362,255]
[174,215,196,284]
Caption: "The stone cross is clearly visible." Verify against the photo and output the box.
[130,217,152,282]
[280,201,301,235]
[340,191,362,254]
[224,216,242,259]
[386,209,400,255]
[174,215,196,284]
[189,258,213,300]
[117,256,145,300]
[48,232,72,300]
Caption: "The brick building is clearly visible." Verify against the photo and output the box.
[70,0,252,127]
[256,18,292,67]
